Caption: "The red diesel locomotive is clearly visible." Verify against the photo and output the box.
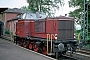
[14,12,78,58]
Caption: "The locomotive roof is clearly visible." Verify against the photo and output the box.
[7,12,47,22]
[49,16,74,20]
[34,16,74,21]
[7,12,74,22]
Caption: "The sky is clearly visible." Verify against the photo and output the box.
[55,0,75,16]
[0,0,28,8]
[0,0,75,16]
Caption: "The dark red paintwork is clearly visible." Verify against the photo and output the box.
[33,18,58,39]
[16,20,34,38]
[16,16,74,40]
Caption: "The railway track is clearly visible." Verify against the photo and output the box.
[60,54,78,60]
[76,48,90,55]
[1,35,90,60]
[66,48,90,60]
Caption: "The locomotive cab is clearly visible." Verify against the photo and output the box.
[15,12,37,38]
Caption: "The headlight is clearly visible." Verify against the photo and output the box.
[58,43,64,51]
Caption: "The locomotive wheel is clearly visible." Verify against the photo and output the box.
[33,43,39,52]
[19,40,22,46]
[29,42,33,50]
[42,46,47,55]
[23,41,27,48]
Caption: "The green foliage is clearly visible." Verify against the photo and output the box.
[21,0,64,16]
[83,44,90,49]
[10,31,13,35]
[74,30,80,33]
[69,0,90,24]
[74,30,80,39]
[21,6,31,12]
[68,0,83,8]
[69,8,82,24]
[69,0,90,48]
[4,28,13,35]
[4,28,10,34]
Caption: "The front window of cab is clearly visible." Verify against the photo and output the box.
[21,13,36,19]
[26,13,36,19]
[19,12,47,20]
[21,13,26,19]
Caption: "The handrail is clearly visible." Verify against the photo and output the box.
[47,34,50,54]
[51,34,57,40]
[46,34,57,54]
[50,34,53,54]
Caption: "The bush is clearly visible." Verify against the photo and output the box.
[4,28,10,34]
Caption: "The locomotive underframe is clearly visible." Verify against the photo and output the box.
[14,35,78,58]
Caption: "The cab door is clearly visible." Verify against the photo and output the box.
[46,19,58,34]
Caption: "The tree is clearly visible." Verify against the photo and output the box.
[21,6,31,12]
[69,0,90,32]
[69,0,90,24]
[69,0,90,48]
[68,0,84,24]
[21,0,64,16]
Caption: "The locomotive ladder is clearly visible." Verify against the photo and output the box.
[46,34,56,55]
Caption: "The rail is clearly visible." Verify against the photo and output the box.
[77,48,90,55]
